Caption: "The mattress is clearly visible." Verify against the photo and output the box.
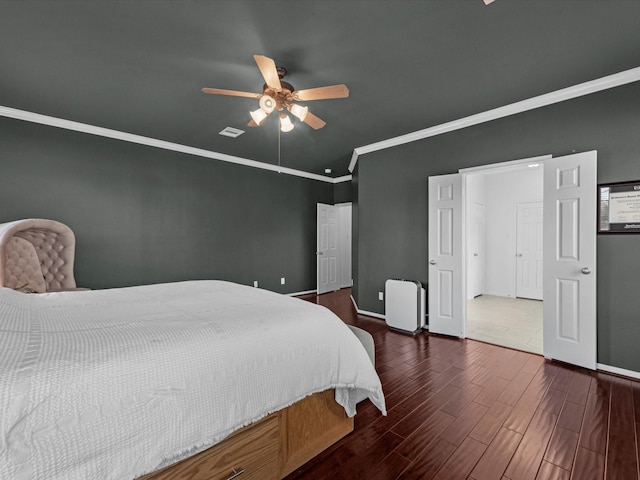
[0,280,386,480]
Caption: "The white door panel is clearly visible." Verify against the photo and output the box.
[468,203,486,299]
[317,203,339,294]
[428,174,464,337]
[543,151,597,370]
[516,202,543,300]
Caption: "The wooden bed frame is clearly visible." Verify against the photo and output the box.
[138,389,353,480]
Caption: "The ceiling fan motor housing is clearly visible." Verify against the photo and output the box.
[263,81,295,111]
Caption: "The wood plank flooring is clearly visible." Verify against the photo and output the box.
[285,288,640,480]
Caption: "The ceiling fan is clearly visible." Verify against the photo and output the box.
[202,55,349,132]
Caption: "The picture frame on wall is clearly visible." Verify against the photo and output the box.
[598,180,640,233]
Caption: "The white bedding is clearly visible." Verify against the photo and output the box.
[0,280,386,480]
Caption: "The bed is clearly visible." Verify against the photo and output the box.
[0,280,386,480]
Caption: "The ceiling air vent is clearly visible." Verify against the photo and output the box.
[219,127,245,138]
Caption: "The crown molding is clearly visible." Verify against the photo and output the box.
[348,65,640,172]
[332,175,352,184]
[0,105,346,184]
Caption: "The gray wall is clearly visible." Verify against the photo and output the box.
[334,179,353,204]
[354,80,640,373]
[0,117,333,293]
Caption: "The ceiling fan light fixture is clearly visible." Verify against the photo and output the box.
[288,104,308,122]
[202,55,348,133]
[280,113,294,132]
[259,95,276,113]
[250,108,269,125]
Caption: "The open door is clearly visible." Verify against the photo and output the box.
[317,203,339,294]
[428,174,464,337]
[543,151,597,369]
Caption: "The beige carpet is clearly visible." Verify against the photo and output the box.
[467,294,543,354]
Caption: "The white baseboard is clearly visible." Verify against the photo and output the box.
[350,295,358,312]
[597,363,640,381]
[287,289,317,297]
[356,309,385,320]
[350,295,385,320]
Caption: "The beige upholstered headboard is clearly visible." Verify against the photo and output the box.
[0,219,78,292]
[3,236,47,292]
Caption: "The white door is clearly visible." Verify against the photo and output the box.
[543,151,597,370]
[428,174,464,337]
[317,203,339,294]
[468,202,486,299]
[516,202,543,300]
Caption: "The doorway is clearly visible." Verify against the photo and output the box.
[428,151,597,369]
[464,162,544,354]
[316,203,352,295]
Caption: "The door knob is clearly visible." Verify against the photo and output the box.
[581,267,591,275]
[316,251,324,255]
[516,253,523,257]
[473,253,479,257]
[429,260,436,265]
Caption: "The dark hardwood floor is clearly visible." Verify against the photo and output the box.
[287,288,640,480]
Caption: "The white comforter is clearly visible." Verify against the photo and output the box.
[0,281,386,480]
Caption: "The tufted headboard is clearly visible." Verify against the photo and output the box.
[0,219,78,292]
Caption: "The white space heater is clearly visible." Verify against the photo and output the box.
[384,279,426,334]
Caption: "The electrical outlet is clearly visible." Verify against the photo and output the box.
[281,277,285,285]
[253,281,258,288]
[379,291,384,301]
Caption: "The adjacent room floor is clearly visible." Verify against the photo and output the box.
[467,295,543,355]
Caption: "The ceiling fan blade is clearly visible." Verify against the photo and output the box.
[253,55,282,91]
[303,111,326,130]
[201,88,261,98]
[294,84,349,101]
[483,0,495,4]
[247,119,258,127]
